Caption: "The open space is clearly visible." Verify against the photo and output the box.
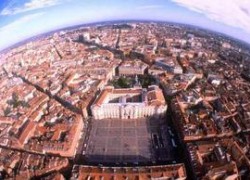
[82,117,175,165]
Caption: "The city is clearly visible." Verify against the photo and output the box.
[0,22,250,179]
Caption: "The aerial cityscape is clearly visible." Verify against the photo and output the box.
[0,21,250,179]
[1,0,250,180]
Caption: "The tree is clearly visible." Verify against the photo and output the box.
[117,76,130,88]
[140,75,155,88]
[11,93,20,108]
[7,92,29,108]
[3,107,11,117]
[112,76,131,88]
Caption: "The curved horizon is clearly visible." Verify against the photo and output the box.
[1,19,250,53]
[1,0,250,51]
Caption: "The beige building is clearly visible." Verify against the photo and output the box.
[74,164,187,180]
[91,85,167,119]
[119,59,148,76]
[155,57,183,74]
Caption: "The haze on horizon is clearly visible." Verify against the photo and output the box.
[0,0,250,51]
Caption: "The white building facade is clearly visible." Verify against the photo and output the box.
[91,85,167,119]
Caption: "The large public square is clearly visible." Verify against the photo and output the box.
[82,117,176,165]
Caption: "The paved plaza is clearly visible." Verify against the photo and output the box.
[83,118,174,164]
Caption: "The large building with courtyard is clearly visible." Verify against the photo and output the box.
[91,85,167,119]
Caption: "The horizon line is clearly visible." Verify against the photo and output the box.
[1,19,250,53]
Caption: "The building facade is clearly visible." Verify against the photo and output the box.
[118,59,148,76]
[155,57,183,74]
[91,85,167,119]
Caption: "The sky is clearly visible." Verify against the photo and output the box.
[0,0,250,50]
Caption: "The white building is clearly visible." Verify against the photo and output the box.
[91,85,167,119]
[155,57,183,74]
